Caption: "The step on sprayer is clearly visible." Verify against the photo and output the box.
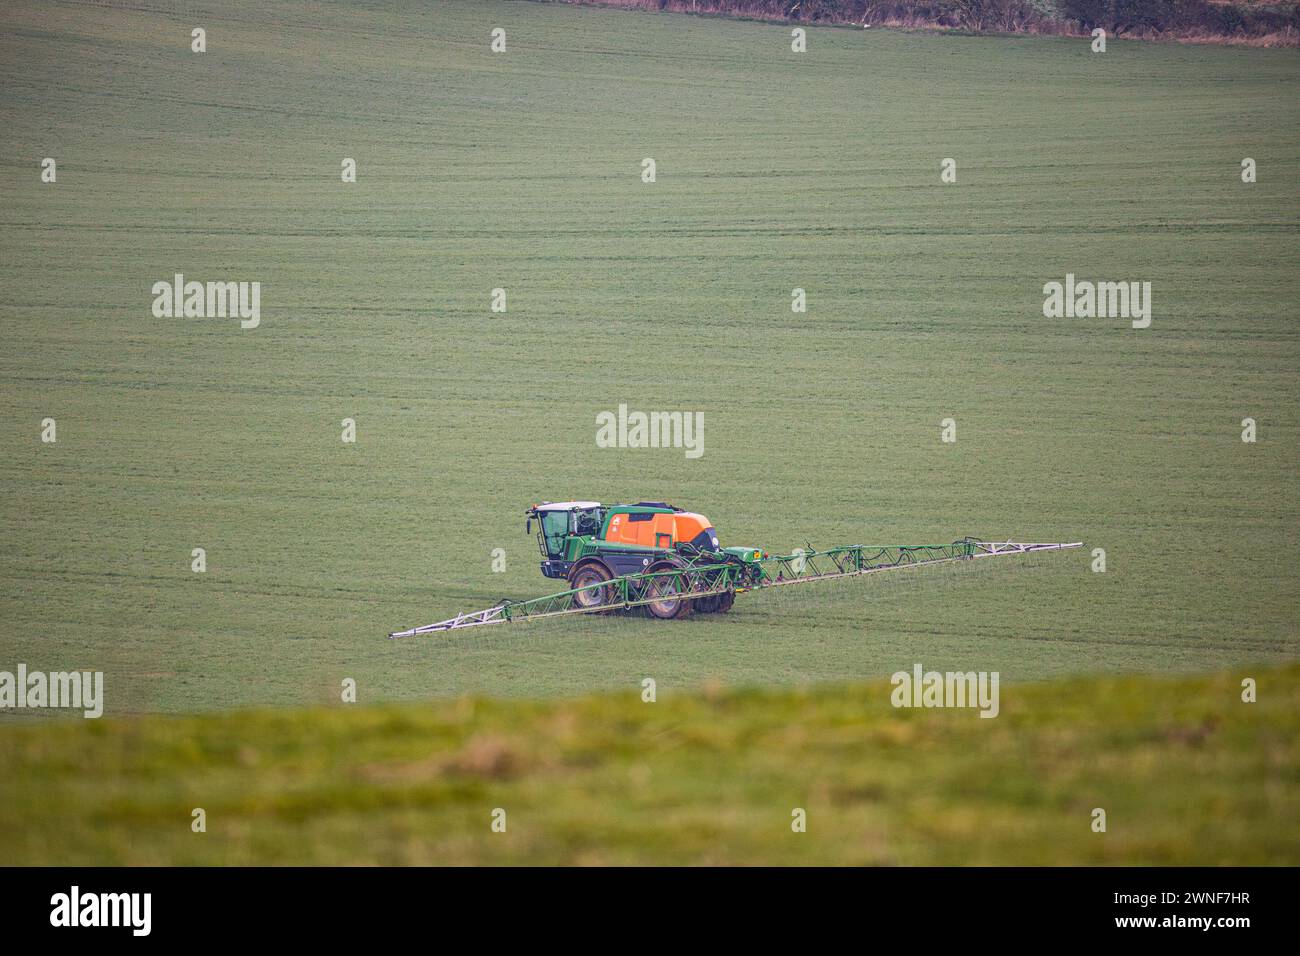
[388,500,1083,638]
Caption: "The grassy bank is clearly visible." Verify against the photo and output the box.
[1,665,1295,864]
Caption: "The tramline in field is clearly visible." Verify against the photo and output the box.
[389,501,1082,637]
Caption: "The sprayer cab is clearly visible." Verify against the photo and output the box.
[526,501,606,568]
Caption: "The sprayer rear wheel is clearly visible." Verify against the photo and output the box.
[644,562,692,620]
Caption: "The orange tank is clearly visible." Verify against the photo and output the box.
[603,510,714,550]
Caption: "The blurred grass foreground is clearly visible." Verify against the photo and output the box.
[1,665,1296,864]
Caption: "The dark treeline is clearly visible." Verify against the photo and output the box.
[553,0,1300,45]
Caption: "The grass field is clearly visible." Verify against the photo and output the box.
[0,0,1297,720]
[1,665,1295,864]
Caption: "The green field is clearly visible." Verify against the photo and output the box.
[0,0,1297,721]
[1,666,1295,865]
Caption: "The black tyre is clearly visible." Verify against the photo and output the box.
[569,561,614,610]
[644,561,692,620]
[694,594,720,614]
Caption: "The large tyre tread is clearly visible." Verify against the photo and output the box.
[568,561,615,612]
[644,560,693,620]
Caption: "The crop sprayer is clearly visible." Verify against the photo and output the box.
[388,500,1081,638]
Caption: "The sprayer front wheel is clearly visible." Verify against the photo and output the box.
[569,562,614,610]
